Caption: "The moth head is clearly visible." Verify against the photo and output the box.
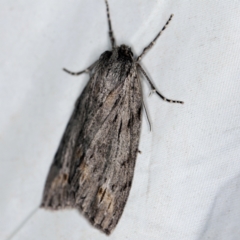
[119,44,134,58]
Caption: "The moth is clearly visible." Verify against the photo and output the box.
[41,0,183,235]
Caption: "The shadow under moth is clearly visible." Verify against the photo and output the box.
[41,0,183,235]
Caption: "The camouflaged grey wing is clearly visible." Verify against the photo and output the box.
[41,49,142,235]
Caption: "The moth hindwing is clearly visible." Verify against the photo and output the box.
[41,0,183,235]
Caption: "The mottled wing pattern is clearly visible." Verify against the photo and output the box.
[41,49,142,234]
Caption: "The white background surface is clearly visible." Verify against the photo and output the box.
[1,0,240,239]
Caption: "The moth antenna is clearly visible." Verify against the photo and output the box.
[104,0,116,49]
[6,207,38,240]
[137,14,173,62]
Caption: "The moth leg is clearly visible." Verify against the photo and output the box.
[137,14,173,62]
[136,67,152,131]
[104,0,116,49]
[143,99,152,131]
[63,60,98,76]
[138,64,184,104]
